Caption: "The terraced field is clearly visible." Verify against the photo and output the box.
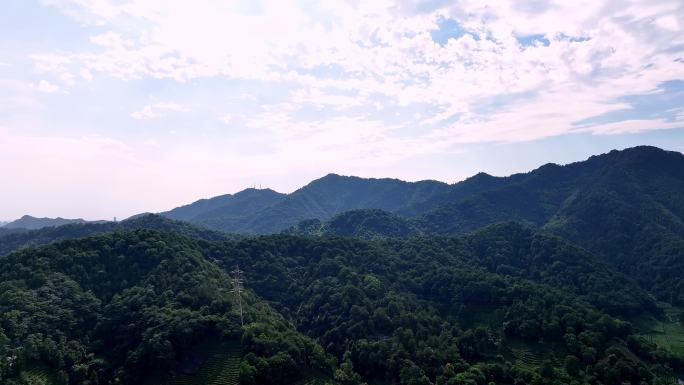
[501,339,561,370]
[635,304,684,357]
[21,363,54,385]
[159,340,242,385]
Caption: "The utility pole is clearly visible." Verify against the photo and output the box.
[231,265,245,326]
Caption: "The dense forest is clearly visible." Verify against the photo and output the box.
[0,214,232,257]
[2,226,684,385]
[2,146,684,385]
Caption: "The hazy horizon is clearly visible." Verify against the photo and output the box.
[1,142,682,222]
[2,0,683,220]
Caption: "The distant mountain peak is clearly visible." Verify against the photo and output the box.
[234,187,280,196]
[617,144,665,153]
[323,172,343,178]
[468,171,495,180]
[4,215,89,230]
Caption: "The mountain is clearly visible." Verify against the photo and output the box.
[0,227,28,237]
[411,146,684,303]
[161,174,452,233]
[4,145,684,385]
[162,188,286,223]
[414,147,668,233]
[395,171,520,216]
[288,218,657,315]
[1,226,678,385]
[461,222,659,316]
[286,208,420,238]
[161,188,287,232]
[3,214,90,229]
[0,213,230,256]
[0,230,330,385]
[279,146,684,304]
[239,174,451,233]
[164,147,684,238]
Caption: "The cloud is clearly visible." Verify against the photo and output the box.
[131,102,189,120]
[8,0,684,178]
[31,53,71,73]
[4,0,682,221]
[32,80,60,93]
[219,114,233,125]
[35,0,684,141]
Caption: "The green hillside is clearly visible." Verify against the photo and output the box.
[3,147,684,385]
[0,213,230,257]
[3,228,682,385]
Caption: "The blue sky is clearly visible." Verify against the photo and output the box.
[1,0,683,220]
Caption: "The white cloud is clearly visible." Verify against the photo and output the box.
[219,114,233,124]
[7,0,682,183]
[79,68,93,80]
[580,118,684,135]
[655,14,680,31]
[31,53,71,73]
[131,102,189,120]
[34,0,684,142]
[672,107,684,122]
[33,80,60,93]
[1,0,684,221]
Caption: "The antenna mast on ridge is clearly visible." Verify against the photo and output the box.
[230,265,245,326]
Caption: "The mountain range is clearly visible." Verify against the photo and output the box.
[2,215,91,230]
[160,176,452,233]
[161,146,683,236]
[3,145,684,385]
[5,146,684,304]
[157,146,684,303]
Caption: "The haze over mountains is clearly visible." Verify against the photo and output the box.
[7,146,682,238]
[3,145,684,385]
[160,145,684,303]
[2,215,90,230]
[161,146,684,235]
[4,146,684,304]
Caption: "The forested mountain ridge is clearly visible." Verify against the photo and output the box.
[5,146,683,305]
[417,147,684,303]
[2,227,682,385]
[3,215,90,230]
[162,188,286,225]
[0,213,230,257]
[415,146,684,236]
[161,146,684,236]
[3,145,684,385]
[285,209,423,238]
[161,174,452,233]
[284,146,684,304]
[0,230,332,385]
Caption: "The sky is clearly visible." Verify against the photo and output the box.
[1,0,683,221]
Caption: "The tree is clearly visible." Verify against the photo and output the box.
[334,352,363,385]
